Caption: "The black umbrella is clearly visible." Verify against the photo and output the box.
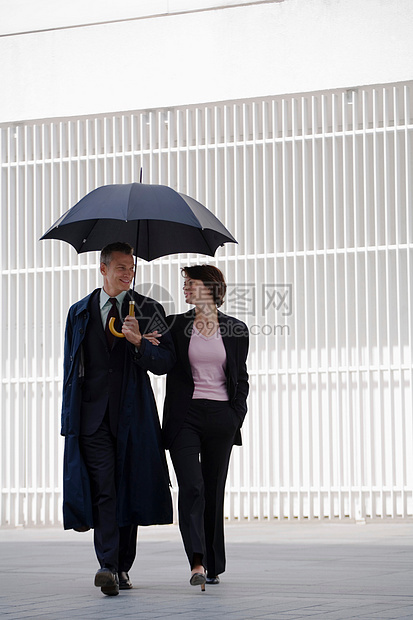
[40,182,236,261]
[40,182,236,338]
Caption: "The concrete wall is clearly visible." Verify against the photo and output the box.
[1,0,412,123]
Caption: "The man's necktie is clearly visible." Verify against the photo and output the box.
[105,298,120,348]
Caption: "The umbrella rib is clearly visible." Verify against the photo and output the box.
[199,228,214,255]
[78,220,100,251]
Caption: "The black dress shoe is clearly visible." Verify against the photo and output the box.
[94,568,119,596]
[119,571,133,589]
[73,525,90,532]
[206,575,220,585]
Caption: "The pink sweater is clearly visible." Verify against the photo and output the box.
[188,325,228,401]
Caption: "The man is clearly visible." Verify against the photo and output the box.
[61,242,175,596]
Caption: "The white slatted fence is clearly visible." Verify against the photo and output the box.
[0,81,412,525]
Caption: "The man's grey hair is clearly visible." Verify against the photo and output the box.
[100,242,134,265]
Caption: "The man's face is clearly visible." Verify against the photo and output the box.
[100,251,135,296]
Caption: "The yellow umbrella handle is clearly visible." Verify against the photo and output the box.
[108,301,135,338]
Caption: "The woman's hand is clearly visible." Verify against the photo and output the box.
[143,331,162,346]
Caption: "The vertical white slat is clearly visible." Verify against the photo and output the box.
[25,148,32,524]
[51,123,59,524]
[45,122,52,525]
[291,98,311,519]
[45,122,53,524]
[15,126,21,525]
[0,127,4,525]
[251,101,261,519]
[290,97,301,520]
[56,119,66,525]
[302,94,314,519]
[112,115,118,186]
[3,128,11,525]
[84,119,93,296]
[383,87,396,518]
[41,122,49,526]
[283,97,295,520]
[167,109,173,187]
[7,126,13,525]
[147,110,153,183]
[222,108,231,508]
[196,106,203,209]
[157,110,163,184]
[59,119,69,524]
[372,88,386,518]
[233,102,243,520]
[185,108,190,197]
[131,114,138,184]
[330,92,339,518]
[351,89,365,521]
[241,102,252,520]
[338,94,346,519]
[176,109,182,193]
[361,88,374,518]
[272,99,282,520]
[403,84,413,518]
[393,85,405,518]
[222,103,232,520]
[261,99,271,520]
[20,125,27,525]
[337,94,355,518]
[23,125,30,519]
[204,106,210,235]
[49,121,58,525]
[311,95,321,517]
[214,105,220,256]
[318,94,328,519]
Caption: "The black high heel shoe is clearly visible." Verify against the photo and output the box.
[206,575,220,585]
[190,572,206,592]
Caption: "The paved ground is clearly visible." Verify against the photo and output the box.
[1,520,413,619]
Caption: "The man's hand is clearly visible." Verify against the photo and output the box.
[122,316,143,348]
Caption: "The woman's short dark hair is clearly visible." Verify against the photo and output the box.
[182,265,227,307]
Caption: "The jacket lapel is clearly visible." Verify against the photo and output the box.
[219,312,234,364]
[218,312,237,396]
[176,310,195,380]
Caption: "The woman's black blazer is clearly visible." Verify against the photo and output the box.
[162,308,249,449]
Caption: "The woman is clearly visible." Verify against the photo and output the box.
[163,265,249,590]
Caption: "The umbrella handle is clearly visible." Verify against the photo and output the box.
[108,301,135,338]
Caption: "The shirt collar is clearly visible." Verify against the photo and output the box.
[100,288,128,310]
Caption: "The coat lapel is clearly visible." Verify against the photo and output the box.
[91,290,107,348]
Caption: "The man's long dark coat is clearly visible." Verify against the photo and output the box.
[61,288,176,531]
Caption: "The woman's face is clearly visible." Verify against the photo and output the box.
[183,275,214,307]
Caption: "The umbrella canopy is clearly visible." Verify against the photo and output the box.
[40,183,236,261]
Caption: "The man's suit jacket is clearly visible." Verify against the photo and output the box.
[162,308,249,449]
[80,289,126,436]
